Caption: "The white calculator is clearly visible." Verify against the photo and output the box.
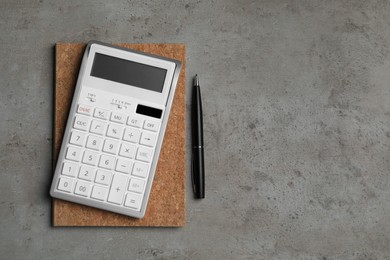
[50,41,181,218]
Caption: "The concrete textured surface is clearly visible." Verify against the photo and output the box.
[1,0,390,259]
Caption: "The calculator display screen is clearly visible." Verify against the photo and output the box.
[91,53,167,93]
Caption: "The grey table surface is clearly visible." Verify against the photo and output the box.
[1,1,390,259]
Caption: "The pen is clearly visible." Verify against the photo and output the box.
[192,74,205,199]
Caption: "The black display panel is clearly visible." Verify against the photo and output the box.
[136,104,162,119]
[91,53,167,93]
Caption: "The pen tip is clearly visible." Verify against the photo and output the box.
[194,74,199,86]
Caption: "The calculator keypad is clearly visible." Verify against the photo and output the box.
[56,103,161,211]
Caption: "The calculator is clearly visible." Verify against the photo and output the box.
[50,41,181,218]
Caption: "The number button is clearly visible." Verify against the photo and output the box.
[94,108,110,120]
[127,116,143,128]
[95,170,112,186]
[74,181,91,197]
[132,162,149,178]
[91,186,108,201]
[61,162,79,177]
[124,193,142,210]
[82,150,98,166]
[77,104,93,116]
[78,165,95,181]
[119,143,136,159]
[66,146,82,162]
[106,124,123,139]
[86,135,103,150]
[128,178,145,194]
[90,120,107,135]
[110,112,126,124]
[69,131,86,146]
[98,154,116,170]
[136,146,153,163]
[115,158,133,174]
[107,174,128,205]
[102,139,119,154]
[139,132,156,147]
[57,177,74,193]
[73,116,90,131]
[123,128,140,143]
[143,120,160,132]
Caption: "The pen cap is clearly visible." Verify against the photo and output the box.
[191,85,203,146]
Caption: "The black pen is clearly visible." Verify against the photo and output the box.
[192,74,205,199]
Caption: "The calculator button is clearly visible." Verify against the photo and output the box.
[127,116,143,128]
[102,139,119,154]
[139,132,157,147]
[132,162,149,178]
[73,116,90,131]
[69,131,86,146]
[57,177,74,193]
[74,181,91,197]
[78,165,95,181]
[128,178,145,194]
[143,120,159,132]
[66,146,82,162]
[82,150,98,166]
[90,120,107,135]
[91,185,108,201]
[62,162,79,177]
[86,135,103,150]
[115,158,133,174]
[77,104,93,116]
[106,124,123,139]
[136,146,153,162]
[99,154,116,170]
[110,112,126,124]
[123,128,140,143]
[95,170,112,186]
[94,108,110,120]
[124,193,142,210]
[119,143,136,159]
[107,174,128,205]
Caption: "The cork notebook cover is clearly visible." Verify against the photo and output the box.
[53,43,186,226]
